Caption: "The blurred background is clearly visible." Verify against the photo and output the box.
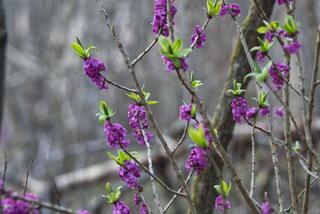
[0,0,320,213]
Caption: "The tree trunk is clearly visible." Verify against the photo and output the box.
[191,0,275,213]
[0,0,6,134]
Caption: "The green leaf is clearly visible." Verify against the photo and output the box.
[257,26,267,34]
[188,125,208,148]
[159,36,171,52]
[250,46,261,52]
[214,185,222,195]
[172,58,181,68]
[176,48,192,58]
[126,93,140,103]
[98,114,108,125]
[192,80,203,89]
[147,100,159,105]
[71,42,87,58]
[221,181,228,196]
[143,91,151,101]
[243,72,257,82]
[172,38,182,53]
[191,104,196,117]
[99,100,109,116]
[106,152,118,163]
[105,182,112,194]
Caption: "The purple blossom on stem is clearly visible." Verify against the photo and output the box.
[185,146,208,175]
[112,201,130,214]
[256,50,267,62]
[128,104,153,146]
[269,62,290,91]
[104,121,130,149]
[276,0,292,5]
[76,209,91,214]
[161,56,189,72]
[118,160,141,189]
[191,25,206,48]
[219,3,240,17]
[83,57,108,89]
[231,97,249,123]
[261,201,271,214]
[259,106,270,117]
[1,193,40,214]
[246,107,258,119]
[152,0,177,37]
[179,103,193,121]
[282,39,301,54]
[133,192,142,206]
[140,203,149,214]
[265,31,274,42]
[275,106,284,118]
[214,195,231,212]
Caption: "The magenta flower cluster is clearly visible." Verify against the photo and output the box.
[161,56,189,72]
[152,0,177,37]
[128,104,153,146]
[104,121,130,149]
[282,39,301,55]
[191,25,206,49]
[179,103,192,121]
[256,50,267,62]
[231,96,249,123]
[269,62,290,91]
[261,201,271,214]
[185,146,208,175]
[276,0,292,5]
[220,3,241,17]
[1,193,39,214]
[83,57,108,89]
[214,195,231,212]
[112,200,130,214]
[118,160,141,190]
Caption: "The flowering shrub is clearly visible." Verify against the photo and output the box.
[64,0,320,213]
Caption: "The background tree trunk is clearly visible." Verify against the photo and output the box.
[191,0,275,213]
[0,0,6,134]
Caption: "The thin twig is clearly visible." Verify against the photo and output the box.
[167,0,174,42]
[250,117,257,197]
[141,123,163,214]
[268,108,284,211]
[102,74,138,93]
[132,32,161,66]
[1,152,7,189]
[163,171,194,213]
[23,158,34,196]
[171,122,189,156]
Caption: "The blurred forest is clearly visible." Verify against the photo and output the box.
[0,0,320,213]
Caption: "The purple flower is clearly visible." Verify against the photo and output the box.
[282,40,301,54]
[219,3,240,17]
[119,160,141,189]
[83,57,108,89]
[152,0,177,37]
[231,97,248,123]
[229,3,241,17]
[77,209,91,214]
[191,25,206,48]
[133,192,142,206]
[128,104,153,146]
[161,56,188,72]
[113,201,130,214]
[256,50,267,62]
[275,106,284,118]
[246,107,258,119]
[185,146,208,175]
[179,103,193,121]
[276,0,292,5]
[259,106,270,117]
[1,193,40,214]
[265,31,274,42]
[104,121,130,149]
[140,204,149,214]
[261,201,271,214]
[269,62,290,91]
[128,104,148,129]
[214,195,231,212]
